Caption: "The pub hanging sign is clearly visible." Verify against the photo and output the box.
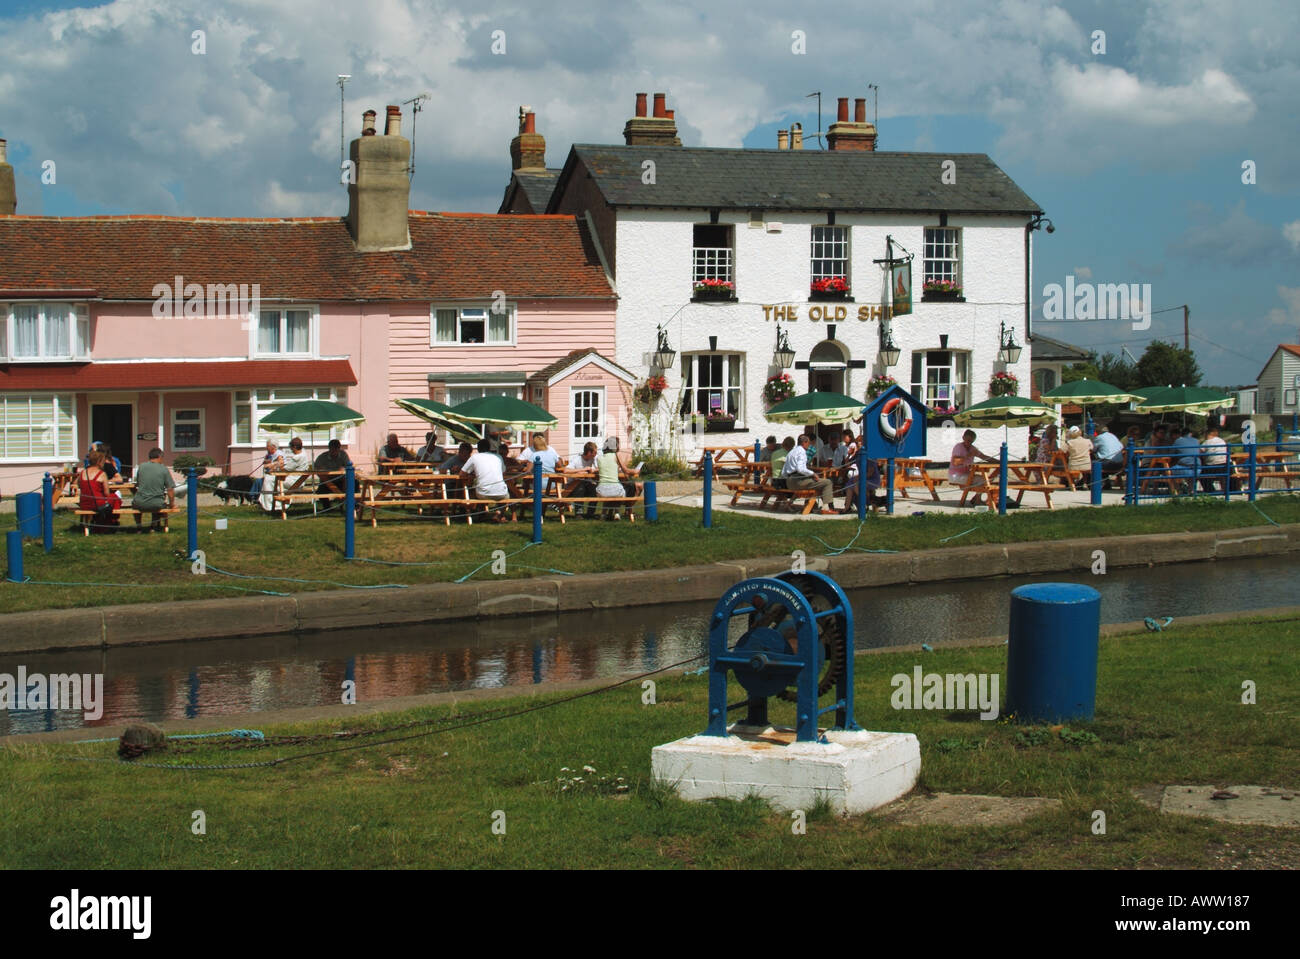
[891,261,912,317]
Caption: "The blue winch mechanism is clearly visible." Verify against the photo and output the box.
[705,571,858,743]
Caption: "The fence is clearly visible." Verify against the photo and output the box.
[1124,434,1300,505]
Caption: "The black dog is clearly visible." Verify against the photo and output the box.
[215,475,257,505]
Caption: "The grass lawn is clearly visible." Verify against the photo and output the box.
[2,616,1295,869]
[0,495,1296,615]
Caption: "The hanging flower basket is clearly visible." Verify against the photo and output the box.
[988,371,1019,397]
[866,373,897,400]
[763,372,796,405]
[810,276,851,300]
[633,374,668,405]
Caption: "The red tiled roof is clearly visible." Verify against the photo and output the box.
[0,359,356,391]
[1281,345,1300,359]
[0,213,613,300]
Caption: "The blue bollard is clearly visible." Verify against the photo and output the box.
[753,438,761,465]
[1090,460,1102,506]
[645,480,658,521]
[186,468,198,559]
[344,464,356,559]
[532,459,543,545]
[42,473,54,552]
[998,442,1008,516]
[856,448,867,519]
[703,451,713,529]
[5,529,23,583]
[1124,439,1135,506]
[1005,582,1102,723]
[885,456,895,515]
[15,491,41,539]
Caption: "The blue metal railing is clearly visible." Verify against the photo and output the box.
[1123,435,1300,505]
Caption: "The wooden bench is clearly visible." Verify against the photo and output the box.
[891,459,941,500]
[725,481,821,514]
[362,492,644,525]
[74,507,179,534]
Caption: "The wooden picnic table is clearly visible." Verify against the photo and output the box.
[964,462,1057,509]
[692,445,756,475]
[265,470,347,518]
[357,471,466,525]
[890,458,941,500]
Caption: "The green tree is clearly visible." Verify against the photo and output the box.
[1093,352,1140,391]
[1135,340,1202,388]
[1061,359,1100,383]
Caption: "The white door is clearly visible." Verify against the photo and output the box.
[570,387,605,457]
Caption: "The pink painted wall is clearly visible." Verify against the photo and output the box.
[542,364,632,459]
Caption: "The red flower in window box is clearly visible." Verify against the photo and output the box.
[811,276,850,294]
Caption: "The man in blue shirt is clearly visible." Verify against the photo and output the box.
[781,434,837,515]
[1093,423,1124,487]
[1171,427,1203,494]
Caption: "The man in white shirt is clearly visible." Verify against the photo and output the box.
[781,434,837,515]
[461,438,511,521]
[1200,425,1230,493]
[416,432,446,465]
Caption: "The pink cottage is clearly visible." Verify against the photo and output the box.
[0,109,625,495]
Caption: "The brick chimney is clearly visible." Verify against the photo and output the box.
[790,122,803,150]
[0,139,15,215]
[826,96,877,151]
[346,106,412,252]
[623,91,681,146]
[510,106,546,171]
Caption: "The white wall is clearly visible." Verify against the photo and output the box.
[614,210,1032,460]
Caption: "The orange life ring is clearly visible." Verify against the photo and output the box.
[880,397,913,442]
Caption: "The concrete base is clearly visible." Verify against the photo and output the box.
[651,725,920,815]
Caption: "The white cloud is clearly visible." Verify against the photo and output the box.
[1073,266,1092,280]
[1283,221,1300,253]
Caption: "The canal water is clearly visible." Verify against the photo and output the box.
[2,554,1295,735]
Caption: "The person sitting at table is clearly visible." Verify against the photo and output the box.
[280,437,313,498]
[1092,423,1124,487]
[758,436,779,463]
[377,432,416,473]
[1199,425,1231,492]
[1034,424,1059,464]
[78,449,120,533]
[840,448,885,513]
[594,437,642,518]
[131,447,176,533]
[313,439,352,510]
[256,440,285,511]
[562,441,600,514]
[1144,423,1171,452]
[804,424,827,465]
[444,441,474,476]
[416,432,446,465]
[1170,426,1202,495]
[781,434,837,515]
[100,443,123,482]
[250,440,280,506]
[518,435,566,500]
[461,437,512,522]
[948,430,997,505]
[832,430,854,470]
[1064,425,1095,488]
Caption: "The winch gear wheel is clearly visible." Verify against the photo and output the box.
[743,573,848,704]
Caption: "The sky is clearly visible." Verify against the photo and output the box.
[1,0,1297,387]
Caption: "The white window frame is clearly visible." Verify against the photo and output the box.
[0,302,91,362]
[232,385,348,447]
[171,408,205,452]
[810,225,849,285]
[679,352,745,427]
[251,305,318,358]
[923,227,962,286]
[910,350,971,410]
[430,303,516,347]
[0,393,78,463]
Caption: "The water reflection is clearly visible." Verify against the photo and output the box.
[0,555,1293,734]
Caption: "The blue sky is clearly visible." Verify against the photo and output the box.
[1,0,1296,386]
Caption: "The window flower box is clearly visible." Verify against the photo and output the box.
[809,276,852,301]
[692,279,736,302]
[704,417,737,433]
[922,280,964,302]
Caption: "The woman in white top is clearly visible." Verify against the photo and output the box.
[258,441,285,512]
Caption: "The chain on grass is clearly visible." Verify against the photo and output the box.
[61,653,710,771]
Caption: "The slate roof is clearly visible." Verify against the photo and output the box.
[550,145,1040,215]
[0,212,613,300]
[528,348,633,383]
[503,169,562,213]
[1029,333,1092,362]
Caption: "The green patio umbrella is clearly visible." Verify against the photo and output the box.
[259,399,365,449]
[444,395,558,432]
[393,398,481,445]
[765,391,864,425]
[954,396,1060,428]
[1040,378,1147,405]
[1133,385,1232,415]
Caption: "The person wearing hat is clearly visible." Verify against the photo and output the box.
[593,437,641,518]
[1064,425,1095,487]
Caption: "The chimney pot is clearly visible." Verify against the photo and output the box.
[791,123,803,150]
[837,97,849,122]
[653,93,667,118]
[362,109,377,136]
[0,139,6,163]
[385,105,401,136]
[777,129,789,150]
[665,108,674,120]
[855,98,867,122]
[635,93,648,117]
[523,111,536,134]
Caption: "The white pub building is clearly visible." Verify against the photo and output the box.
[522,93,1045,460]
